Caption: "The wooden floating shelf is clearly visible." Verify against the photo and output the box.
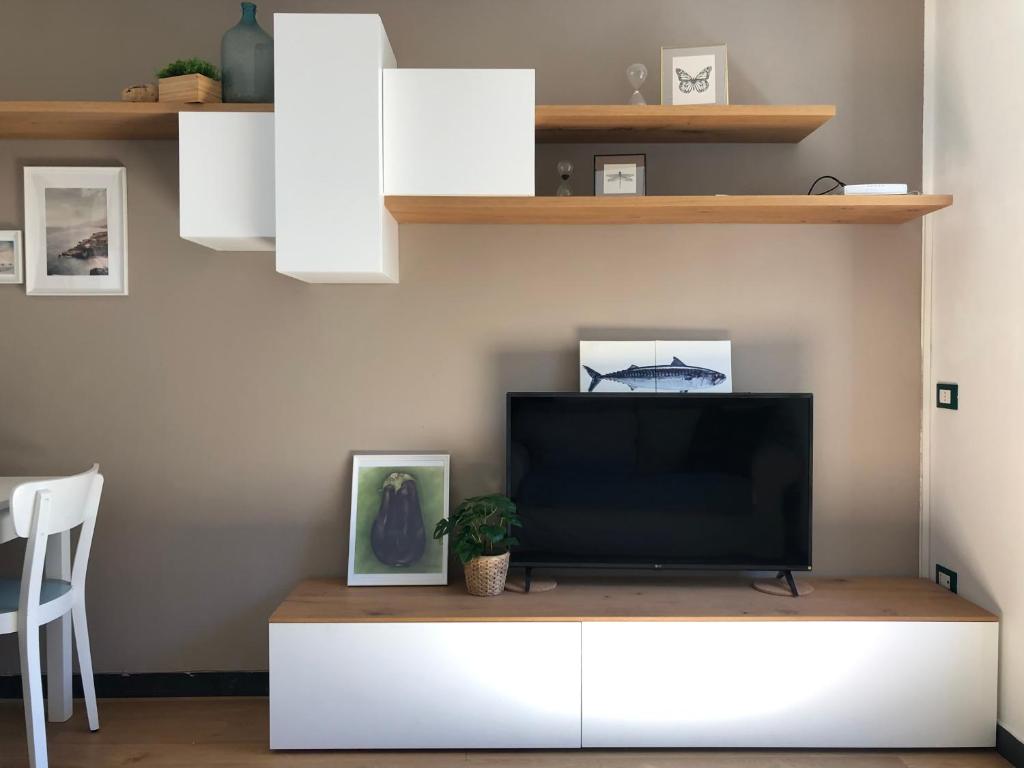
[384,194,953,225]
[0,101,834,143]
[0,101,272,140]
[535,104,836,143]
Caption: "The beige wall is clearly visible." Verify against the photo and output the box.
[0,0,924,673]
[924,0,1024,741]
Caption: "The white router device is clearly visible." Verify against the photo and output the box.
[843,183,909,195]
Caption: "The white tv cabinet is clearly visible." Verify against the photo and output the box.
[268,577,997,750]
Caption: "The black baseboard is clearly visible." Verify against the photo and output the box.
[999,724,1024,768]
[0,671,268,699]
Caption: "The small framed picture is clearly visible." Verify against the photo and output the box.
[661,45,729,105]
[595,154,646,197]
[0,231,23,285]
[24,167,128,296]
[347,453,450,586]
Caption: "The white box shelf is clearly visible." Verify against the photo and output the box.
[274,13,398,283]
[383,69,535,196]
[178,112,275,251]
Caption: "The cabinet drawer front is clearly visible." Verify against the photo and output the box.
[582,621,996,748]
[271,621,581,749]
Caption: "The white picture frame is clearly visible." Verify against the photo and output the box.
[347,453,450,586]
[0,231,23,285]
[24,166,128,296]
[594,154,646,197]
[661,45,729,106]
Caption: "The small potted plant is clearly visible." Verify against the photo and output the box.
[156,58,222,104]
[433,494,522,596]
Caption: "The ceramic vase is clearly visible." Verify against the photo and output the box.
[221,2,274,103]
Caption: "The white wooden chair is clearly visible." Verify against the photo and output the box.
[0,465,103,768]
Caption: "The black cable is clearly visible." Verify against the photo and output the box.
[807,175,847,195]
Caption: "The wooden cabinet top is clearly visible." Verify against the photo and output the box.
[270,576,997,624]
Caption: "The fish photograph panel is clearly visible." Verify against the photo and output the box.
[580,340,732,393]
[579,340,657,393]
[654,339,732,393]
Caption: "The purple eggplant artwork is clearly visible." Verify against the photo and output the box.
[370,472,427,567]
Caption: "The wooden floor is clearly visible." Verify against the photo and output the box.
[0,698,1010,768]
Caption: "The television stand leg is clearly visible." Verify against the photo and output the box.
[524,567,533,593]
[776,570,799,597]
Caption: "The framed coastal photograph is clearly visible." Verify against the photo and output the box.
[0,231,23,285]
[580,340,732,393]
[24,167,128,296]
[661,45,729,105]
[347,454,450,586]
[594,154,646,196]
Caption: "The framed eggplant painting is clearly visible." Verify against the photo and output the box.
[347,454,450,586]
[24,166,128,296]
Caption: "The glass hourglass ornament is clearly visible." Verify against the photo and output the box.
[555,160,574,196]
[626,62,648,105]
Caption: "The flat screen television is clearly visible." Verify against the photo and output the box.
[507,393,812,574]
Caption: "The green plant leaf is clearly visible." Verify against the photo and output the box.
[433,493,520,563]
[157,58,221,81]
[433,518,451,540]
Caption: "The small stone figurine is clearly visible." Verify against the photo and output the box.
[556,161,574,196]
[626,62,648,105]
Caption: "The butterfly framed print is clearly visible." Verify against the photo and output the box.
[661,45,729,106]
[594,154,645,196]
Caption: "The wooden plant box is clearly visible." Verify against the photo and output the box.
[158,74,222,104]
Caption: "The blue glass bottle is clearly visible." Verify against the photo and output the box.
[221,2,273,103]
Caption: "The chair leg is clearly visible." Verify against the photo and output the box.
[19,624,48,768]
[72,599,100,732]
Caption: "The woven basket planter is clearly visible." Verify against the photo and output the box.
[464,552,510,597]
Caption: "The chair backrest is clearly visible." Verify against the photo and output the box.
[13,466,104,610]
[10,465,103,539]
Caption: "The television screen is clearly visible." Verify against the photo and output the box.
[507,393,812,570]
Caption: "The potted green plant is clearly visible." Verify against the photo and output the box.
[156,58,222,104]
[433,494,522,596]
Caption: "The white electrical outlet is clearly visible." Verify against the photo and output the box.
[938,571,952,590]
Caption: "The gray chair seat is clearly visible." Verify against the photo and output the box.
[0,579,72,615]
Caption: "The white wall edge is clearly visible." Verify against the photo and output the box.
[918,0,937,579]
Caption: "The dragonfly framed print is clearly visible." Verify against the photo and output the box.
[24,167,128,296]
[661,45,728,105]
[594,154,646,196]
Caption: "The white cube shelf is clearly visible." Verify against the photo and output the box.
[178,113,275,251]
[383,69,535,196]
[182,15,539,279]
[274,13,399,283]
